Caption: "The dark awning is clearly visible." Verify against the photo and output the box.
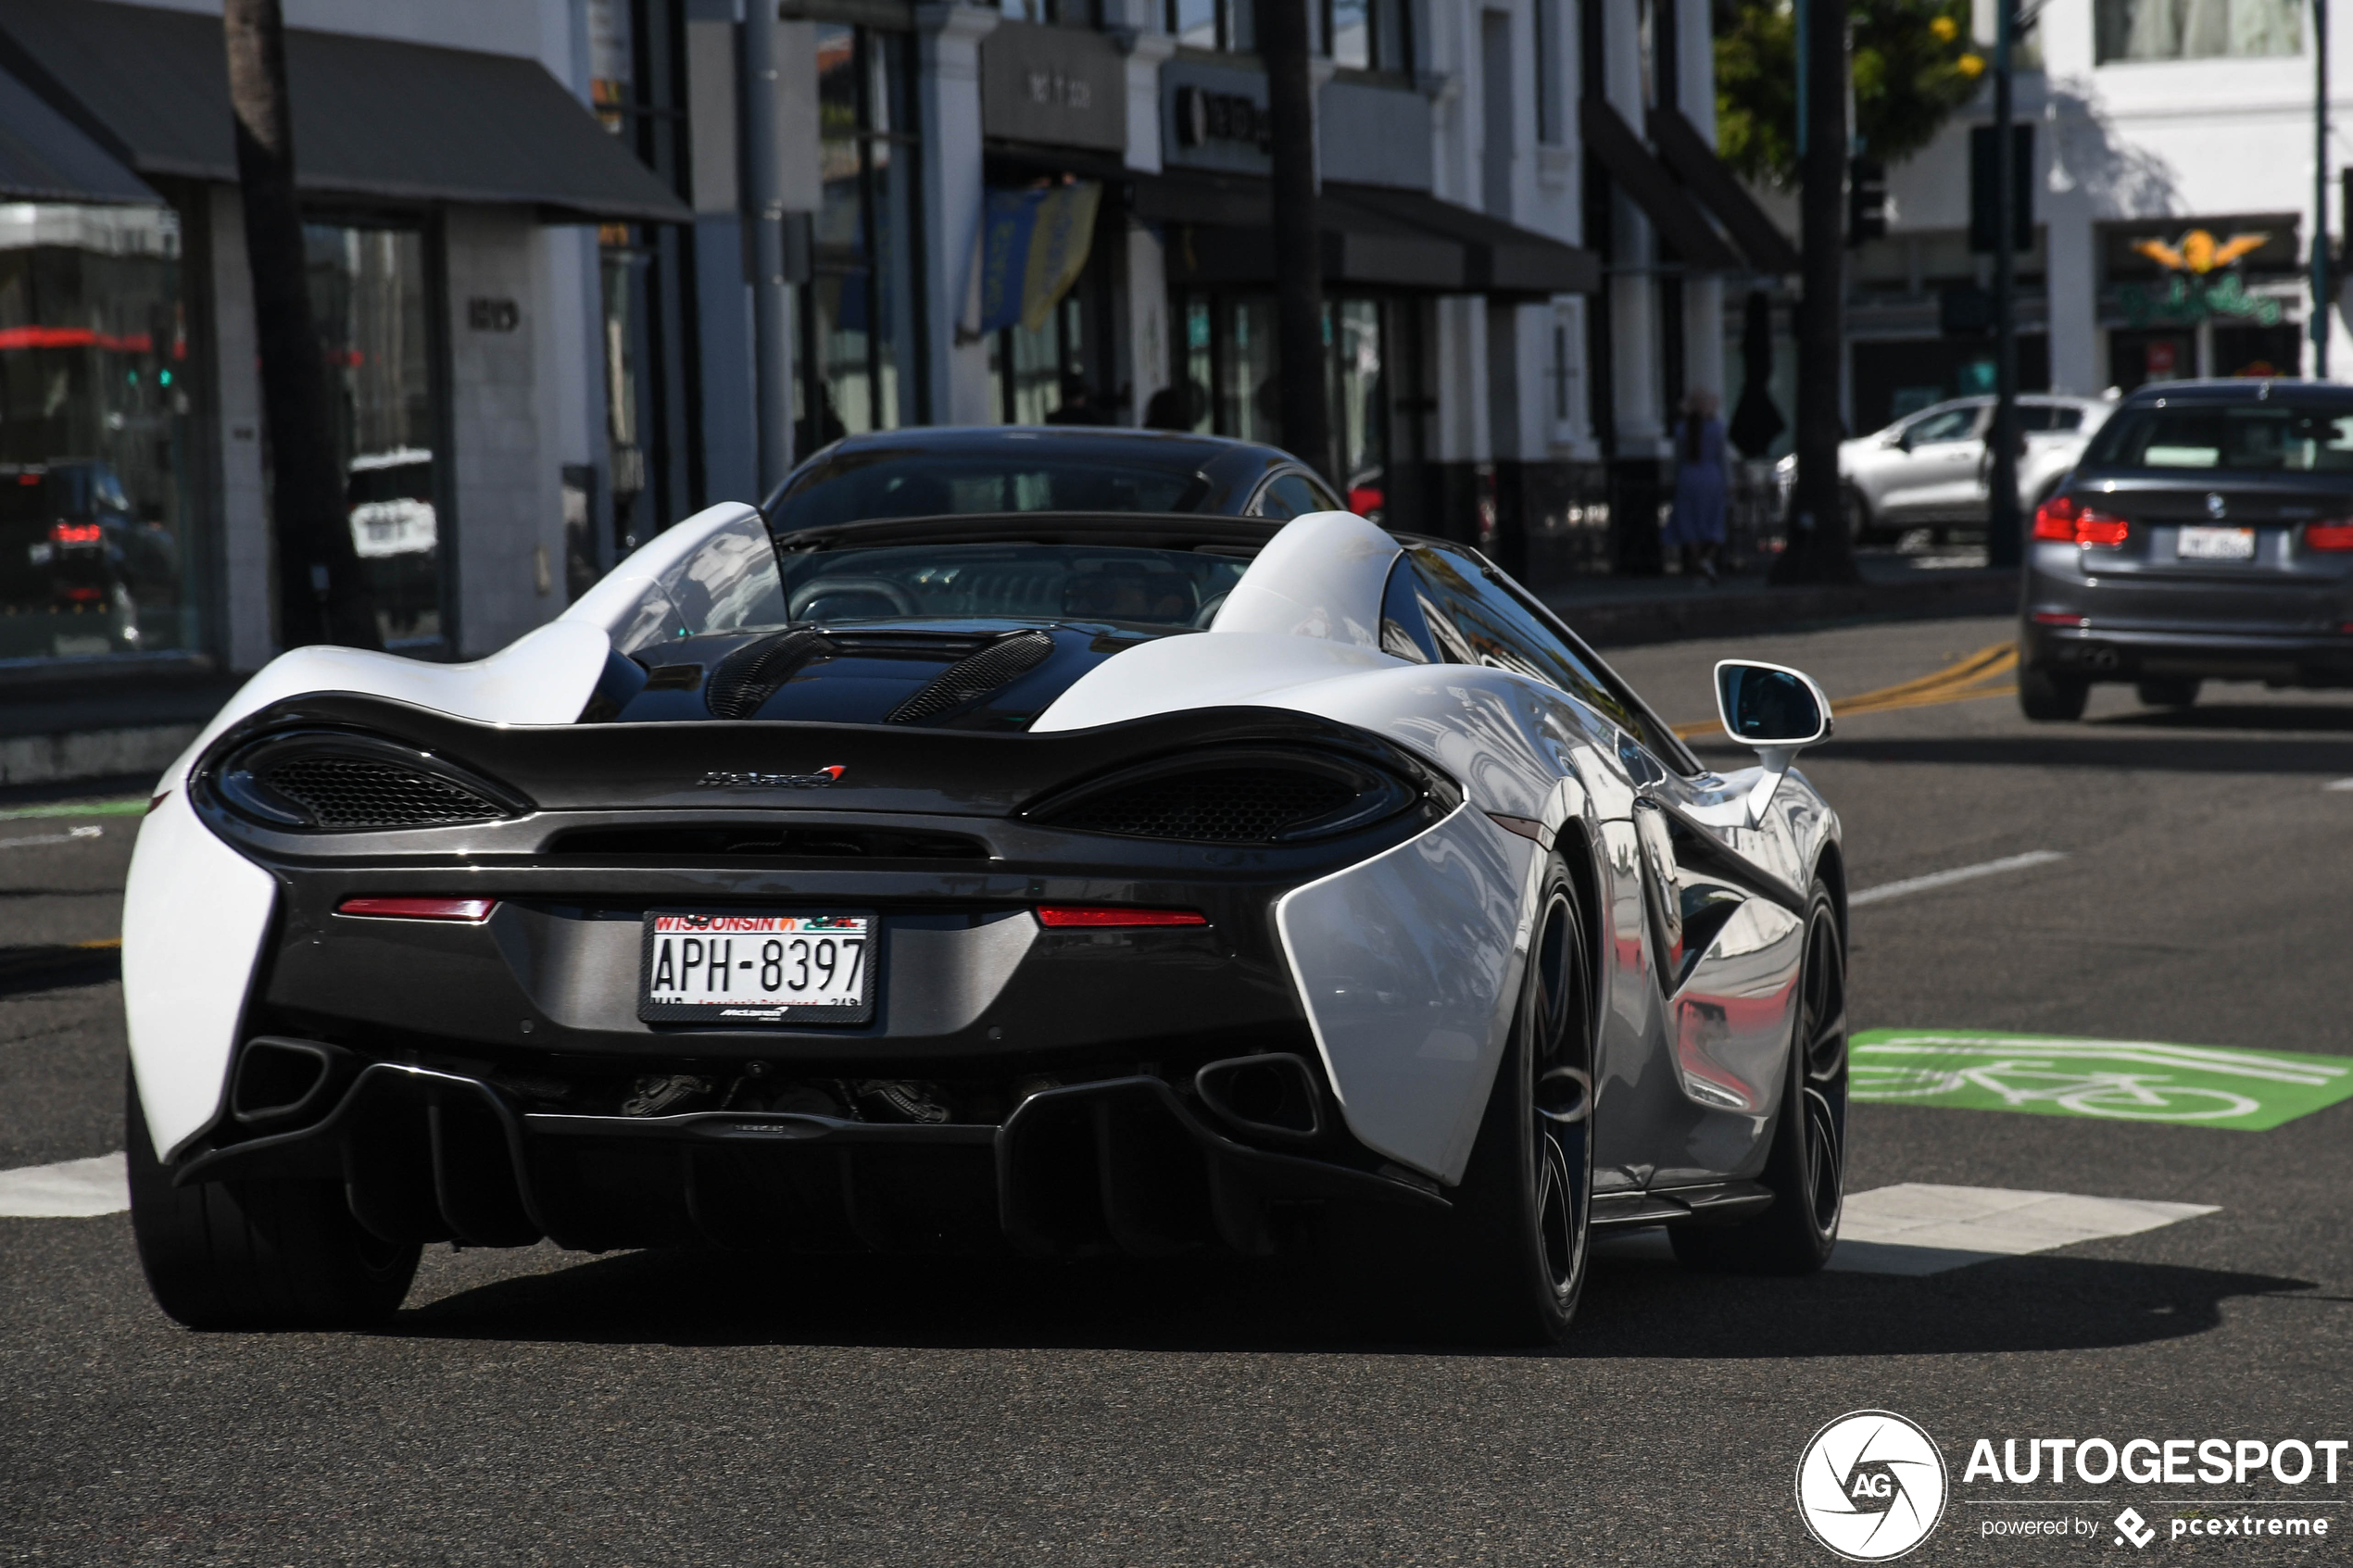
[1138,169,1596,297]
[0,0,687,223]
[0,66,157,204]
[1647,107,1800,275]
[1579,97,1743,272]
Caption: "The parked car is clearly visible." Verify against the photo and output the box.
[1775,395,2115,542]
[0,458,176,654]
[763,426,1344,529]
[2019,379,2353,720]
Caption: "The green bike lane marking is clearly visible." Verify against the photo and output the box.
[0,797,146,822]
[1851,1029,2353,1131]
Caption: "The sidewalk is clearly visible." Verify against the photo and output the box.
[0,668,242,791]
[1541,552,2020,648]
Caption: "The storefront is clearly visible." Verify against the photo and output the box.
[0,0,685,674]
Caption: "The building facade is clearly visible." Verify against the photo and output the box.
[0,0,1794,684]
[1837,0,2346,437]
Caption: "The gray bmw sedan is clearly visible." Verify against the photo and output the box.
[2019,380,2353,721]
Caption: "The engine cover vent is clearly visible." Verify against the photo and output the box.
[705,627,834,720]
[887,629,1055,724]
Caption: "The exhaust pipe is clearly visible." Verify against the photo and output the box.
[229,1037,349,1126]
[1194,1052,1324,1143]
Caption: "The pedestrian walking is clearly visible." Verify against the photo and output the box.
[1665,389,1729,583]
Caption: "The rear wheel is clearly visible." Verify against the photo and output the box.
[1671,883,1844,1274]
[2136,677,2201,709]
[1843,487,1879,545]
[1373,867,1594,1345]
[2019,666,2089,721]
[127,1068,419,1331]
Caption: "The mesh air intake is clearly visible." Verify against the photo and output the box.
[886,630,1055,724]
[258,755,505,829]
[1048,767,1361,844]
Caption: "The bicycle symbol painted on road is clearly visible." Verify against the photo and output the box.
[1849,1032,2353,1131]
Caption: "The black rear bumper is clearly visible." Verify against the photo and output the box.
[174,1060,1444,1257]
[2022,621,2353,685]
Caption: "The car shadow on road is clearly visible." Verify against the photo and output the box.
[381,1240,2309,1360]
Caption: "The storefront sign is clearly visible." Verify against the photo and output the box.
[1162,61,1271,174]
[980,22,1125,152]
[2116,227,2285,327]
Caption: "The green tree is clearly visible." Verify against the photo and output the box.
[1716,0,1985,184]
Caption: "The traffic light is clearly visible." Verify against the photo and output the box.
[1847,158,1888,247]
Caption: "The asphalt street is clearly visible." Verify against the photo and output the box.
[6,613,2353,1564]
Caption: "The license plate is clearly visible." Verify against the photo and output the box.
[2178,526,2256,560]
[638,911,875,1023]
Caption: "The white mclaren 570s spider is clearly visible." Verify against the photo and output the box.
[122,504,1848,1343]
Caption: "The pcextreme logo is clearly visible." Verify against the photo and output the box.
[1796,1411,1951,1562]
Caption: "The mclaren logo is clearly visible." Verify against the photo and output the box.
[697,765,847,790]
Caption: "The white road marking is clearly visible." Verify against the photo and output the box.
[0,825,103,852]
[2326,777,2353,792]
[1849,849,2067,907]
[1827,1183,2216,1275]
[0,1151,128,1217]
[1592,1182,2216,1276]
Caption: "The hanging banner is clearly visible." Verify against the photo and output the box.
[976,181,1101,335]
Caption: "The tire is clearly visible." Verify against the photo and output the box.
[2136,677,2200,709]
[127,1067,419,1331]
[1671,882,1844,1275]
[1370,864,1595,1345]
[2019,666,2089,721]
[1843,487,1879,546]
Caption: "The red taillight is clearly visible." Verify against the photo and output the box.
[1347,485,1383,517]
[2032,495,2129,547]
[2030,611,2087,627]
[2305,522,2353,551]
[50,521,100,544]
[1036,906,1208,928]
[336,897,497,922]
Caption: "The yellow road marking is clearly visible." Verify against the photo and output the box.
[1676,642,2020,739]
[73,939,120,951]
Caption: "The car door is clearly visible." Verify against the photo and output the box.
[1396,545,1784,1190]
[1880,404,1988,523]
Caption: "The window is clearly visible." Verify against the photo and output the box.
[1904,407,1981,447]
[1169,0,1253,51]
[0,203,202,664]
[2082,404,2353,472]
[1401,544,1698,770]
[1251,472,1340,519]
[772,442,1215,530]
[2095,0,2301,61]
[306,220,444,651]
[801,26,923,445]
[1325,0,1411,69]
[1533,0,1560,142]
[1000,0,1096,21]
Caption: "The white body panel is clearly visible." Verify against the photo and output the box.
[122,786,281,1159]
[1205,508,1397,647]
[1276,805,1536,1183]
[152,620,613,797]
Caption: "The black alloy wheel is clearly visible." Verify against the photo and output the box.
[1672,881,1845,1274]
[2019,665,2090,722]
[1383,863,1595,1345]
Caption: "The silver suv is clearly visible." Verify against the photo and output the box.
[1778,394,2115,541]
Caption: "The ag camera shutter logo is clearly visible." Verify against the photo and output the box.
[1796,1411,1949,1561]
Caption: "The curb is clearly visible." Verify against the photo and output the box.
[0,724,198,787]
[1549,569,2022,649]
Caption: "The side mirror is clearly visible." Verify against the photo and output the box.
[1714,660,1832,822]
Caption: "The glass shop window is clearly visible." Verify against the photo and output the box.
[2095,0,2301,61]
[0,203,203,664]
[305,221,442,651]
[799,24,924,449]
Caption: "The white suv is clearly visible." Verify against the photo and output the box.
[1776,395,2116,542]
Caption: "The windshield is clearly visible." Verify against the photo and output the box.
[773,447,1210,531]
[2082,403,2353,472]
[779,544,1250,631]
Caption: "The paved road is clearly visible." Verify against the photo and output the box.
[6,616,2352,1564]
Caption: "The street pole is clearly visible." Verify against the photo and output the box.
[1262,0,1331,480]
[2315,0,2332,381]
[1987,0,2021,569]
[1771,0,1862,584]
[743,0,793,497]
